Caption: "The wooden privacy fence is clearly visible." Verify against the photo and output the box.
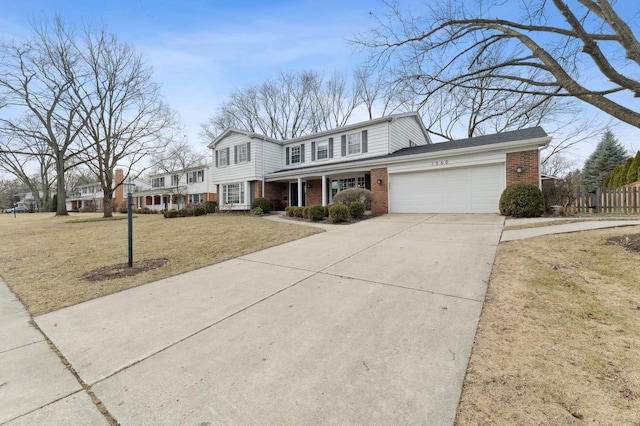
[574,187,640,214]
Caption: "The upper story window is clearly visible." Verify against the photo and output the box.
[151,177,165,188]
[188,170,204,183]
[347,133,361,155]
[171,175,180,186]
[341,130,368,157]
[237,144,248,163]
[217,148,229,167]
[316,140,328,160]
[291,146,301,164]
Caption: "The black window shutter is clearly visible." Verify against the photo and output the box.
[311,142,316,161]
[247,142,251,162]
[286,147,290,165]
[301,144,305,163]
[329,138,333,158]
[364,173,371,190]
[226,147,230,164]
[362,130,368,153]
[234,145,238,164]
[215,150,218,167]
[341,135,346,156]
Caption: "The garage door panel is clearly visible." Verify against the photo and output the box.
[390,163,505,214]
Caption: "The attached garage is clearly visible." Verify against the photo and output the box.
[389,163,506,213]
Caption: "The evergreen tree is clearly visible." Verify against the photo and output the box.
[580,130,627,190]
[626,151,640,184]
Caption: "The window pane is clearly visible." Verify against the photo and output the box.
[317,141,328,160]
[347,133,361,155]
[290,146,301,164]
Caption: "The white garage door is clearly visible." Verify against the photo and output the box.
[389,163,505,213]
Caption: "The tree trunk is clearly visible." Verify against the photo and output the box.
[103,191,113,218]
[55,156,68,216]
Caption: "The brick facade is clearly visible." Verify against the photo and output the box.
[264,181,289,209]
[305,179,322,206]
[370,168,389,215]
[506,150,539,187]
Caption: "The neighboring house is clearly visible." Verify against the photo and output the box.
[208,112,551,214]
[66,169,141,212]
[14,191,48,212]
[131,165,216,212]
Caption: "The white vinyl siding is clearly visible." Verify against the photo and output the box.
[389,163,505,213]
[389,115,431,153]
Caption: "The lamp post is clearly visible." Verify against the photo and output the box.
[128,191,133,267]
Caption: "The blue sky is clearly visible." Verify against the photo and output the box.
[1,0,639,170]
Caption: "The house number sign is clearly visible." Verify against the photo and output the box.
[431,160,449,166]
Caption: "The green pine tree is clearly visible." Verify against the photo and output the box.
[581,129,627,190]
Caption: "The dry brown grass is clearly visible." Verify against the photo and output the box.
[456,226,640,425]
[0,212,321,315]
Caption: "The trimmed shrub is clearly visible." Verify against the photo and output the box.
[205,201,217,213]
[251,197,271,214]
[328,204,349,223]
[163,209,178,218]
[349,201,366,219]
[308,204,325,221]
[193,206,207,216]
[251,207,264,215]
[292,206,304,218]
[118,205,128,214]
[178,208,195,217]
[302,207,309,219]
[499,183,545,218]
[333,188,372,208]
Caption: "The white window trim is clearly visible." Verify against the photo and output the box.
[316,140,329,161]
[237,145,248,163]
[219,150,229,167]
[347,133,361,156]
[290,145,302,164]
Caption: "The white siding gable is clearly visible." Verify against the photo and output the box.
[389,115,431,153]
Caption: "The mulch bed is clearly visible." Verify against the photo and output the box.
[82,258,168,281]
[608,234,640,254]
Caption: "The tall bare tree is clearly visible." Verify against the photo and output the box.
[72,27,176,217]
[202,70,365,140]
[0,18,89,215]
[355,0,640,129]
[0,132,55,211]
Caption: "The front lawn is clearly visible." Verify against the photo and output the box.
[0,213,321,315]
[456,226,640,425]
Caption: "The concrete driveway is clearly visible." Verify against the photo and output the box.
[33,213,503,425]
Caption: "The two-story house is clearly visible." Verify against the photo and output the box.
[208,112,550,214]
[131,165,215,211]
[67,169,134,212]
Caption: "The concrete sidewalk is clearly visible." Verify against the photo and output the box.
[501,219,640,241]
[0,280,109,425]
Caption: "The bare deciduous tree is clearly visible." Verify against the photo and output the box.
[0,132,55,211]
[0,18,89,215]
[202,70,365,140]
[355,0,640,129]
[72,27,176,217]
